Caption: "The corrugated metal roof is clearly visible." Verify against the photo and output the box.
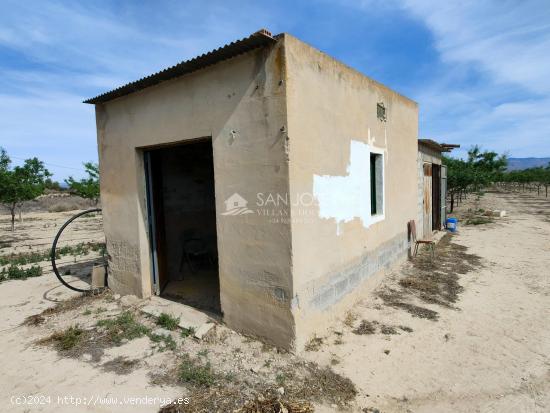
[419,139,460,153]
[419,139,444,153]
[84,29,276,104]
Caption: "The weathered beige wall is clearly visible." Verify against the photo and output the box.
[95,34,420,351]
[283,34,419,349]
[95,43,295,348]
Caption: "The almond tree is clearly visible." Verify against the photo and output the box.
[444,146,507,212]
[65,162,100,205]
[0,148,51,231]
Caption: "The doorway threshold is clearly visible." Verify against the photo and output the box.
[141,296,218,339]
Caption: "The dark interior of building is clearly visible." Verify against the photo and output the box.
[146,139,220,314]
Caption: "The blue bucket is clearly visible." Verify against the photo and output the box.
[446,217,458,232]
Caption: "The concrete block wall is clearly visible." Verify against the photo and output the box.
[306,232,409,312]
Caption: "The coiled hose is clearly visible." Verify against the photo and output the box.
[50,208,107,293]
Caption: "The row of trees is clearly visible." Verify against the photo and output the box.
[443,146,507,212]
[444,146,550,212]
[0,148,99,231]
[498,166,550,197]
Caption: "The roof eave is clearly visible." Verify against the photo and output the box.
[84,29,276,105]
[419,138,460,154]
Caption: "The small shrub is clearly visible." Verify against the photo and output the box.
[353,320,378,335]
[275,373,287,386]
[465,217,493,226]
[96,311,150,344]
[380,325,398,335]
[24,314,45,326]
[156,313,180,331]
[180,327,196,338]
[343,311,358,328]
[304,336,324,351]
[178,354,215,386]
[149,332,177,351]
[47,325,84,351]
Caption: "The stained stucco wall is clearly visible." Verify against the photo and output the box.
[95,43,295,348]
[283,34,419,349]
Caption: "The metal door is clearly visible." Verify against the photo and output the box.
[144,152,160,295]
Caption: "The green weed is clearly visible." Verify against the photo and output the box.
[180,327,196,338]
[96,311,150,345]
[178,354,216,387]
[156,312,180,331]
[149,333,177,352]
[0,265,42,281]
[45,325,85,351]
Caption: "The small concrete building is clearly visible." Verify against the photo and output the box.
[417,139,459,238]
[86,30,419,350]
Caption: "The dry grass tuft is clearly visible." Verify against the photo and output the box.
[304,336,324,352]
[101,356,140,375]
[23,314,45,326]
[353,320,378,335]
[377,234,482,320]
[379,325,398,335]
[158,359,356,412]
[41,290,109,317]
[38,325,87,351]
[239,395,313,413]
[343,311,358,328]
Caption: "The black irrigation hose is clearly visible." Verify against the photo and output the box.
[50,208,106,294]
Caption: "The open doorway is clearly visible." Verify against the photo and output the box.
[144,138,220,314]
[432,164,441,231]
[422,163,432,237]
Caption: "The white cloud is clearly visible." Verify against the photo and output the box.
[336,0,550,157]
[0,0,278,180]
[395,0,550,158]
[1,0,548,179]
[400,0,550,94]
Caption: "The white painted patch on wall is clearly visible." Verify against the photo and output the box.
[313,140,385,235]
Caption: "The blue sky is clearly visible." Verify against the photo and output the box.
[1,0,549,180]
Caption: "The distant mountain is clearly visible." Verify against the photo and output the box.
[507,157,550,171]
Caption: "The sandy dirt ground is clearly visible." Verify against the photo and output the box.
[0,190,548,412]
[305,190,550,412]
